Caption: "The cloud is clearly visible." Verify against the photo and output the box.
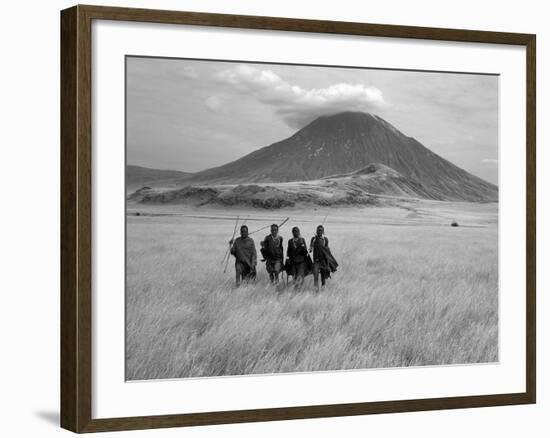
[205,95,224,111]
[179,66,198,79]
[481,158,498,165]
[216,65,387,128]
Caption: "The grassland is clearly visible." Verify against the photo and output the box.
[125,201,498,380]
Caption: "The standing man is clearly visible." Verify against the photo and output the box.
[309,225,338,292]
[286,226,310,290]
[261,224,284,284]
[230,225,257,287]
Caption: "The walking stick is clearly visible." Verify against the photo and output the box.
[222,216,241,264]
[223,241,235,273]
[221,218,238,264]
[222,216,240,272]
[223,248,233,273]
[222,215,251,266]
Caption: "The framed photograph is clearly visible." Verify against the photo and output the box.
[60,4,536,433]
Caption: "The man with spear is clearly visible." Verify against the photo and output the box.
[260,224,285,285]
[229,224,257,287]
[223,217,289,287]
[285,226,312,291]
[309,224,338,293]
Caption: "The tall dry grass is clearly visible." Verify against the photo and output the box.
[126,209,498,380]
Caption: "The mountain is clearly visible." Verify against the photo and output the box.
[129,163,470,209]
[180,112,497,202]
[126,165,191,191]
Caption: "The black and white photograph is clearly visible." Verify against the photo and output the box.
[125,56,499,381]
[1,0,543,434]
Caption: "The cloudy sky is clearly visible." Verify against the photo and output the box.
[126,56,499,184]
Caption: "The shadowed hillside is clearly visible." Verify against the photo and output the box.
[128,162,498,209]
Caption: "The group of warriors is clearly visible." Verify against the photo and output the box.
[229,223,338,292]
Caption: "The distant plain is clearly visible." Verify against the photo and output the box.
[125,200,498,380]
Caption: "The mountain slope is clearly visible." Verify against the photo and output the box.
[126,165,191,189]
[181,112,497,202]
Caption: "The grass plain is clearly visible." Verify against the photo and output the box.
[125,200,498,380]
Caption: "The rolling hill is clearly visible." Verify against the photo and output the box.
[128,162,489,209]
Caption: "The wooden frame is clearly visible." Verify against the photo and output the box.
[60,4,536,433]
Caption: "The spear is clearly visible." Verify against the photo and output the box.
[279,216,290,229]
[249,217,290,235]
[247,224,270,236]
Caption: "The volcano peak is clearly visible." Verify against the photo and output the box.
[177,111,497,202]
